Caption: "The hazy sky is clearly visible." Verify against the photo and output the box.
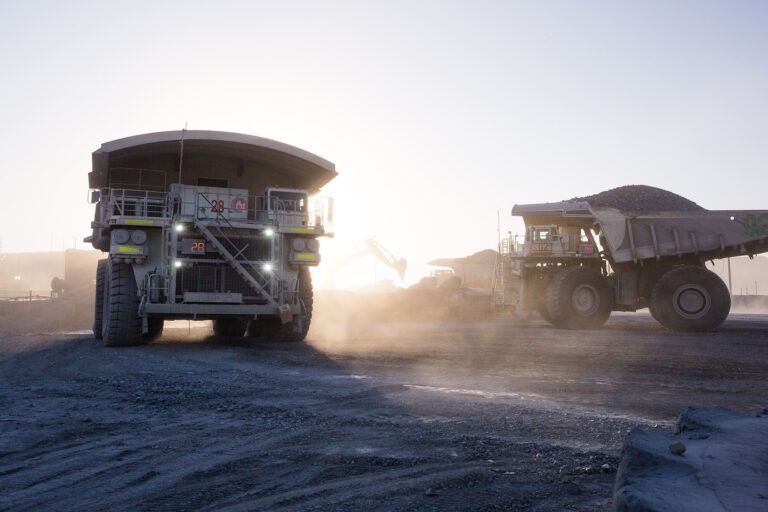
[1,1,767,287]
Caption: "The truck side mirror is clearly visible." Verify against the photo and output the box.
[89,190,101,203]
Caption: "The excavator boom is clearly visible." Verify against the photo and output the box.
[325,238,407,288]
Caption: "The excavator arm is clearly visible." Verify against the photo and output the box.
[325,238,407,288]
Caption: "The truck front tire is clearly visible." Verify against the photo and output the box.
[102,260,147,347]
[92,259,107,339]
[247,267,313,342]
[545,266,613,329]
[649,265,730,331]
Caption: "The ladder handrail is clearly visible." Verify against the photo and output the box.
[195,221,280,307]
[196,192,252,255]
[193,192,280,306]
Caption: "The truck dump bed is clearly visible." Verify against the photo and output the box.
[89,130,337,194]
[513,202,768,264]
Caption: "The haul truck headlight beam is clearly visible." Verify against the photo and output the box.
[85,130,337,346]
[492,199,768,331]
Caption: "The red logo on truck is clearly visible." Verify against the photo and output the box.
[231,197,247,212]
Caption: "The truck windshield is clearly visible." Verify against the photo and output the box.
[269,191,307,212]
[533,228,556,241]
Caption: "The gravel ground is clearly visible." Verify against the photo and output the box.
[568,185,705,212]
[1,312,766,511]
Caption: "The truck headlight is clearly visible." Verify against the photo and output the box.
[130,230,147,245]
[306,239,319,252]
[113,229,130,244]
[292,238,306,251]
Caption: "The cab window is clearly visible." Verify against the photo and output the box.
[533,228,556,241]
[268,190,307,212]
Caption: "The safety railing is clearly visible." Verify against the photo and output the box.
[170,187,330,230]
[107,189,169,218]
[0,290,52,301]
[499,236,521,256]
[103,186,332,232]
[144,273,168,304]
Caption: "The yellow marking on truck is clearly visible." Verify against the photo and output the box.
[296,253,316,260]
[289,227,315,233]
[118,246,141,253]
[125,219,155,226]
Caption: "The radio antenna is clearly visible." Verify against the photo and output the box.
[497,209,501,248]
[177,122,187,184]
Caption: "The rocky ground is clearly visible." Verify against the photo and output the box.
[614,407,768,511]
[1,312,766,511]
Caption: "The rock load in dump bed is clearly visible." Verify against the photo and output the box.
[568,185,705,212]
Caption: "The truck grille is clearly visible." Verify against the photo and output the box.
[175,263,270,301]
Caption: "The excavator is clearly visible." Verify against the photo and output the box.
[324,238,407,289]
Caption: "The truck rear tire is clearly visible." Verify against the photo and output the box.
[545,266,613,329]
[247,267,313,342]
[213,318,248,337]
[102,260,146,347]
[92,259,107,339]
[649,266,730,331]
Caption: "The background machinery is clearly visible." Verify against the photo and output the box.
[324,238,407,289]
[493,200,768,331]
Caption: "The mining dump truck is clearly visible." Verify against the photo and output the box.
[85,130,336,346]
[492,200,768,331]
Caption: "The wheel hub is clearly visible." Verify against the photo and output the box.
[571,284,600,317]
[672,284,711,319]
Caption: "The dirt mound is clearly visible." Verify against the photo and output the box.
[568,185,705,212]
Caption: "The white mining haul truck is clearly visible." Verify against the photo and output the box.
[85,130,336,346]
[492,202,768,331]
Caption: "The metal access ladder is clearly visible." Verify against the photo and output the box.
[491,237,519,314]
[193,221,278,306]
[192,193,280,308]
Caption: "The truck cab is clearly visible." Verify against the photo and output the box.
[521,224,599,260]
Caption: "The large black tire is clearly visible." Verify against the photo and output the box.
[247,267,313,342]
[545,266,613,329]
[246,317,281,339]
[649,265,730,332]
[145,318,164,341]
[102,260,146,347]
[536,302,553,325]
[213,318,248,337]
[245,317,274,339]
[92,259,107,339]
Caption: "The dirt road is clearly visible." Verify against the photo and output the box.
[1,313,766,511]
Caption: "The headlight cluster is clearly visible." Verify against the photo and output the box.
[113,229,130,244]
[113,229,147,245]
[292,238,319,252]
[130,230,147,244]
